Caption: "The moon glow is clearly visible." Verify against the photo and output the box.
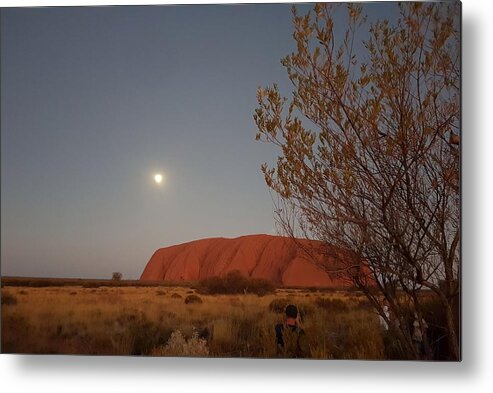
[154,173,163,184]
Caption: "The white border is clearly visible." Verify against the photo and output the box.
[1,0,491,392]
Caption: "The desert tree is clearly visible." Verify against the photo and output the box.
[254,2,460,359]
[112,272,123,281]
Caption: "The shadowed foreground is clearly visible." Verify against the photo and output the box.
[2,285,386,358]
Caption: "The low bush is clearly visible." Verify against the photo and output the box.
[150,330,209,357]
[268,298,291,313]
[298,302,317,318]
[198,270,275,296]
[111,311,171,355]
[209,313,272,357]
[356,299,373,310]
[1,314,31,353]
[82,282,101,288]
[2,292,18,305]
[268,298,315,322]
[184,294,203,304]
[314,297,349,312]
[198,276,225,294]
[248,278,276,296]
[229,297,243,307]
[170,293,182,299]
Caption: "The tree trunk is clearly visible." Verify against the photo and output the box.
[444,301,460,360]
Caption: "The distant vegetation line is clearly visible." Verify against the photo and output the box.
[1,276,196,288]
[0,276,351,291]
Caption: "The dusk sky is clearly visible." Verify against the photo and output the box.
[1,2,399,279]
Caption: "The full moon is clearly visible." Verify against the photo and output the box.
[154,173,163,184]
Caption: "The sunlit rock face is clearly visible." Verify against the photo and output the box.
[140,234,354,288]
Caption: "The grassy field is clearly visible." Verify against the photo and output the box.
[1,284,386,358]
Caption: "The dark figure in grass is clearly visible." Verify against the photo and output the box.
[275,304,308,358]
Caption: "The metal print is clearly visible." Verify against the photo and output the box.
[1,1,461,360]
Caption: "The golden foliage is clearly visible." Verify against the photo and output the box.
[254,2,460,360]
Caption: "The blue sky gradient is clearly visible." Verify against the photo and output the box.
[1,3,399,279]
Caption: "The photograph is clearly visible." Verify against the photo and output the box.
[1,1,461,360]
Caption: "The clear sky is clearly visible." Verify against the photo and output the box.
[1,2,400,279]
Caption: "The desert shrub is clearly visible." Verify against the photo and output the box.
[229,297,243,307]
[224,270,248,293]
[1,292,18,305]
[184,294,203,304]
[70,291,77,296]
[111,311,171,355]
[301,309,385,360]
[322,314,384,359]
[269,298,291,313]
[186,290,195,294]
[198,270,275,295]
[51,321,88,340]
[356,299,373,310]
[170,293,182,299]
[234,314,263,343]
[197,270,246,294]
[156,290,166,296]
[198,276,225,294]
[19,290,28,295]
[158,310,177,323]
[209,313,271,357]
[269,298,315,320]
[298,302,317,318]
[314,297,348,312]
[82,282,101,288]
[150,330,209,357]
[1,314,31,353]
[247,278,276,296]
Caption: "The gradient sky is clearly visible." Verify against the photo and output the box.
[1,2,400,279]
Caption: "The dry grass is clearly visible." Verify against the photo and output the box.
[1,285,385,358]
[1,291,18,305]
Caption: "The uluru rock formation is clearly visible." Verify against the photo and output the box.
[140,234,353,287]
